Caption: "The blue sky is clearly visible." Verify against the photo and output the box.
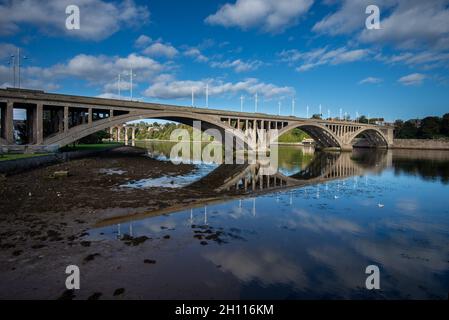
[1,0,449,121]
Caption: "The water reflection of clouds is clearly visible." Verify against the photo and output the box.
[204,248,308,290]
[291,209,363,235]
[395,198,419,214]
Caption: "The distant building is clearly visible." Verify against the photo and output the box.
[302,138,315,144]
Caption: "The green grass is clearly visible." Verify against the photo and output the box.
[0,153,50,162]
[59,142,123,152]
[277,128,310,143]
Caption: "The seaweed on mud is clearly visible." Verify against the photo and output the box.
[121,234,149,246]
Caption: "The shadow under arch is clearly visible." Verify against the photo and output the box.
[275,123,342,149]
[349,128,389,148]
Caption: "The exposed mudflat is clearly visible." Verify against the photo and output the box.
[0,146,225,299]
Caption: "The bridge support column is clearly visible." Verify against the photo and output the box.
[124,127,128,141]
[4,101,15,144]
[116,127,121,142]
[5,101,14,144]
[340,144,353,152]
[63,106,69,133]
[34,103,43,144]
[131,128,136,140]
[109,127,114,141]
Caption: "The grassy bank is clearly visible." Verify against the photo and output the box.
[0,153,50,162]
[59,142,123,152]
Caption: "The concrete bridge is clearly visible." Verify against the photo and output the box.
[0,88,393,152]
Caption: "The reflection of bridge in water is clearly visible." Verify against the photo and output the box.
[191,150,391,194]
[95,150,391,228]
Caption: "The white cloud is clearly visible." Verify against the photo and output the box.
[1,52,166,93]
[377,51,449,69]
[0,64,59,91]
[144,77,294,99]
[210,59,263,72]
[314,0,449,51]
[359,77,383,85]
[398,73,426,86]
[205,0,314,33]
[279,47,369,71]
[143,42,178,58]
[313,0,395,36]
[0,0,150,40]
[360,1,449,50]
[184,48,209,62]
[135,35,152,47]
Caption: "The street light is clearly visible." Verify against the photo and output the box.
[117,73,122,99]
[8,54,15,87]
[9,48,28,88]
[291,97,295,116]
[240,95,244,112]
[124,68,136,100]
[254,92,258,113]
[205,83,209,108]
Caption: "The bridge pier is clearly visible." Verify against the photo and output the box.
[4,101,14,144]
[116,127,122,142]
[340,144,353,152]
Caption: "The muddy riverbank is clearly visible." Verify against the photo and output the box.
[0,146,228,299]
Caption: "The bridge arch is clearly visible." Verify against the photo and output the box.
[348,127,389,148]
[275,122,342,149]
[43,110,250,149]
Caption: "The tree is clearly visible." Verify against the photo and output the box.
[441,113,449,137]
[396,120,418,139]
[311,114,322,119]
[358,115,368,124]
[418,116,440,139]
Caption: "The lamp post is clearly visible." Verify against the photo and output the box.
[128,68,136,100]
[205,83,209,108]
[292,97,295,116]
[254,92,258,113]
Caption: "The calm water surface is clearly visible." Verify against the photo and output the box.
[89,142,449,299]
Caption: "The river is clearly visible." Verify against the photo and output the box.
[86,141,449,299]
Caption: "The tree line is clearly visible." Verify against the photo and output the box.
[394,114,449,139]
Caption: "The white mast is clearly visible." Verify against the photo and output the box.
[292,97,295,116]
[129,68,136,100]
[205,83,209,108]
[254,92,258,112]
[118,73,121,99]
